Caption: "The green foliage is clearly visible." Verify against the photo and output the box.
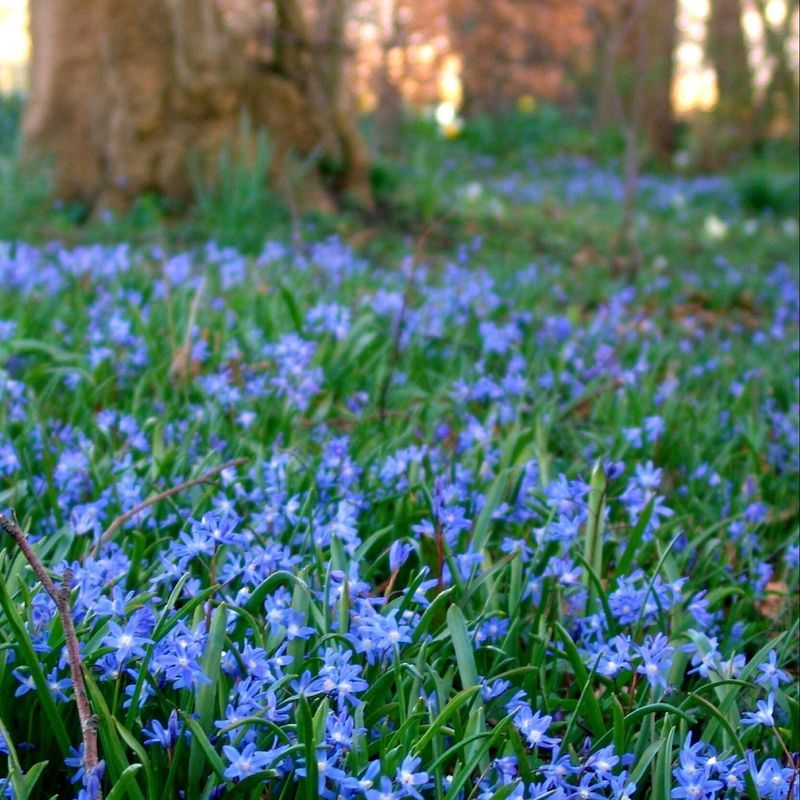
[0,92,24,156]
[189,118,289,252]
[0,143,53,240]
[735,167,799,216]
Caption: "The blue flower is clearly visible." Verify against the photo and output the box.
[566,772,609,799]
[222,742,285,781]
[671,765,723,799]
[587,745,619,776]
[753,757,794,800]
[12,668,36,697]
[45,667,72,702]
[511,705,561,750]
[308,647,369,709]
[366,776,401,800]
[742,693,776,727]
[756,650,791,691]
[101,620,152,665]
[389,540,413,572]
[395,755,430,800]
[635,633,674,690]
[142,710,180,749]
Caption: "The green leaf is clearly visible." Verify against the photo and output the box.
[412,686,482,755]
[413,587,453,643]
[583,459,607,614]
[447,605,478,689]
[0,576,71,753]
[287,574,312,676]
[189,602,228,797]
[179,710,228,784]
[278,283,303,332]
[652,724,676,800]
[553,623,605,738]
[21,761,49,796]
[444,715,512,797]
[561,654,602,747]
[617,495,655,575]
[296,696,319,800]
[113,719,157,800]
[0,717,27,800]
[612,695,626,755]
[104,764,144,800]
[628,740,662,785]
[471,469,509,552]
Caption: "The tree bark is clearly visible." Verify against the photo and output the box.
[639,0,678,161]
[708,0,754,147]
[23,0,372,212]
[752,0,799,138]
[592,0,678,162]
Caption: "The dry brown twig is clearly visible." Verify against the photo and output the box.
[0,513,101,791]
[88,456,248,559]
[169,276,207,384]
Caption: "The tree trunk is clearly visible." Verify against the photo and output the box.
[372,0,404,155]
[23,0,372,213]
[708,0,754,147]
[591,0,677,162]
[752,0,799,138]
[639,0,678,161]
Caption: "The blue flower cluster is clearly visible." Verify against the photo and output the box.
[0,211,797,800]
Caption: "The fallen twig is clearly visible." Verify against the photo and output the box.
[0,513,101,794]
[88,456,248,559]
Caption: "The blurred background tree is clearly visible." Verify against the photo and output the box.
[709,0,755,150]
[21,0,373,211]
[0,0,797,214]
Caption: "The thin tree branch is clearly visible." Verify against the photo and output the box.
[0,513,101,792]
[88,457,248,559]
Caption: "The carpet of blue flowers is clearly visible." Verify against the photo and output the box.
[0,163,798,800]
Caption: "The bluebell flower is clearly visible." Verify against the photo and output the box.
[365,776,401,800]
[635,633,674,690]
[753,757,795,800]
[142,710,180,749]
[389,540,413,572]
[742,693,776,727]
[756,650,792,691]
[512,705,561,750]
[671,765,723,800]
[395,755,430,800]
[101,620,152,665]
[223,741,286,781]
